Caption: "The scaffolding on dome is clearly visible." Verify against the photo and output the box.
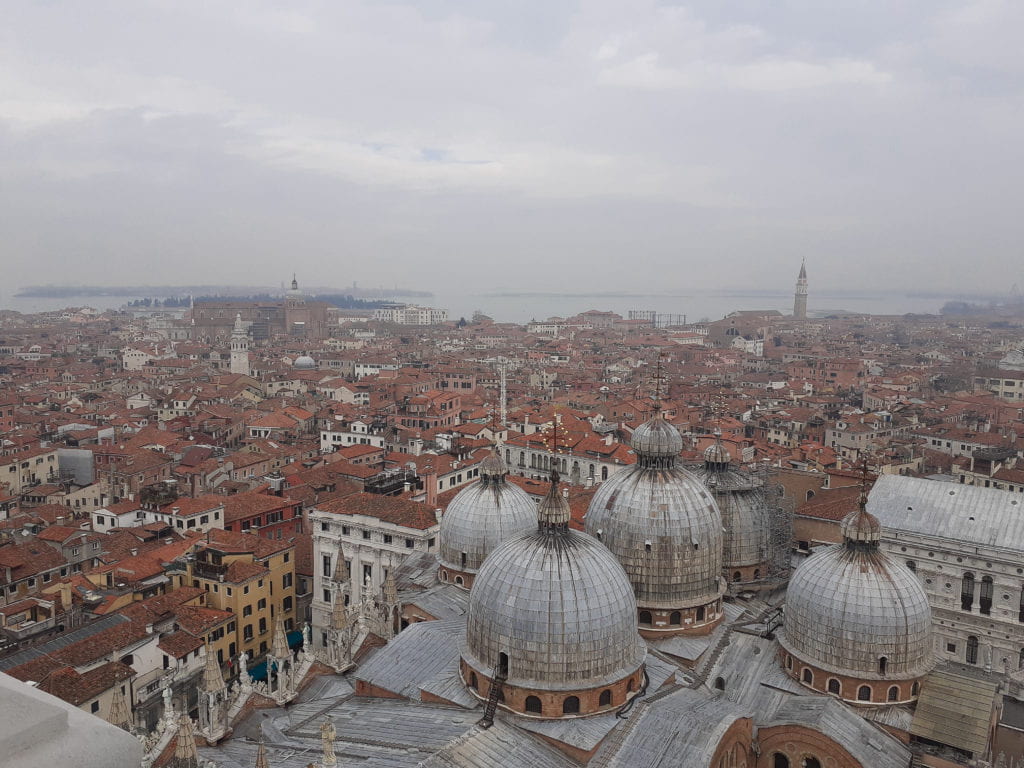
[687,458,794,591]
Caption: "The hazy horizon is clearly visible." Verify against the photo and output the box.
[3,1,1023,297]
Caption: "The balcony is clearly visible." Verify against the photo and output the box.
[2,615,56,641]
[192,560,228,580]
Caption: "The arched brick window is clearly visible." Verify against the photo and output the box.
[525,696,542,714]
[669,611,681,625]
[857,685,872,701]
[772,754,790,768]
[802,668,813,685]
[888,685,899,701]
[599,689,612,706]
[562,695,580,714]
[827,678,840,695]
[639,610,652,625]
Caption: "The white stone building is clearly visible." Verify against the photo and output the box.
[869,475,1024,675]
[309,495,439,655]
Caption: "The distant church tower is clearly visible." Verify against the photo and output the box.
[793,259,808,319]
[230,313,250,376]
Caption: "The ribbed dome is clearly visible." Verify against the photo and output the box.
[438,454,537,576]
[703,441,731,467]
[630,411,683,459]
[689,464,772,572]
[479,448,508,478]
[586,414,724,609]
[463,527,645,691]
[781,508,933,679]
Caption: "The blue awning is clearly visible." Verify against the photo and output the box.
[241,632,304,681]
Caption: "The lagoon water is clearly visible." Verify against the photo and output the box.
[0,289,949,325]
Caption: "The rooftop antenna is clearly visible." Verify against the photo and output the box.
[497,356,508,429]
[649,353,667,418]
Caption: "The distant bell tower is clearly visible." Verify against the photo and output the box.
[230,313,250,376]
[793,259,808,320]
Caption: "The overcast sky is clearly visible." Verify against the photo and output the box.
[2,1,1022,298]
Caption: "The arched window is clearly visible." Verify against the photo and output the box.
[753,568,761,580]
[857,685,872,701]
[602,466,608,481]
[733,571,742,582]
[878,656,887,675]
[805,490,815,501]
[967,635,979,664]
[440,570,448,582]
[599,689,612,706]
[639,610,653,625]
[696,605,706,622]
[786,655,793,670]
[804,759,821,768]
[827,678,841,695]
[962,573,976,611]
[460,552,467,568]
[454,575,464,586]
[627,678,635,692]
[525,696,542,714]
[980,576,993,615]
[773,754,790,768]
[562,696,580,714]
[669,611,681,625]
[888,685,899,702]
[912,681,920,697]
[469,672,478,690]
[802,668,813,685]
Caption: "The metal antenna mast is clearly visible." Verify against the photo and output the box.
[497,356,508,428]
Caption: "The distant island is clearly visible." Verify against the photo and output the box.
[16,284,432,300]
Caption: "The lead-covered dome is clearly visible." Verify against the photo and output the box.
[438,449,537,587]
[293,355,316,370]
[688,437,776,585]
[631,416,684,459]
[586,410,725,634]
[781,503,933,701]
[462,472,645,714]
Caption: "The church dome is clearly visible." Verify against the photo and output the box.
[703,440,731,467]
[293,355,316,370]
[463,472,645,714]
[438,449,537,585]
[631,415,683,459]
[586,410,725,635]
[781,504,933,696]
[689,444,775,583]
